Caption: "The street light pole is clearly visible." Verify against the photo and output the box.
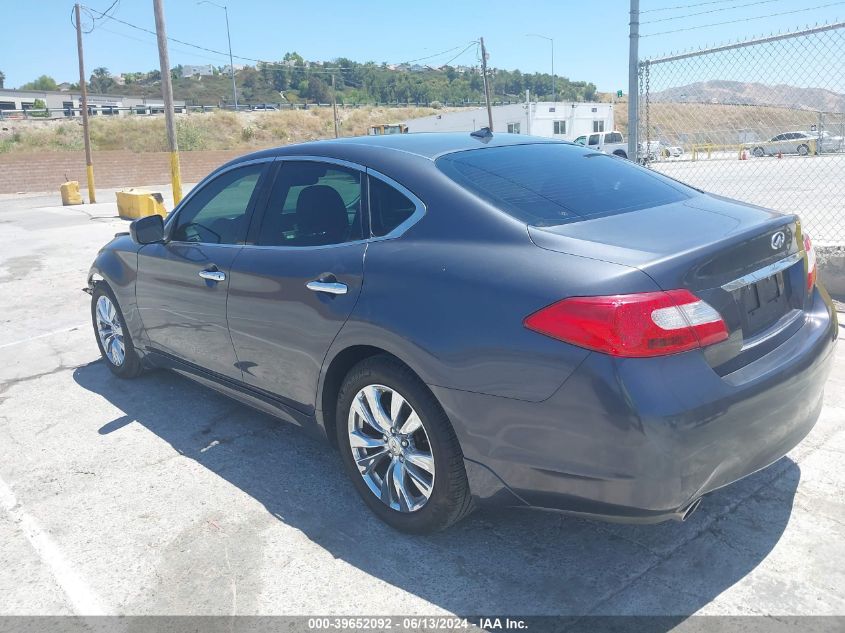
[526,33,554,103]
[198,1,238,110]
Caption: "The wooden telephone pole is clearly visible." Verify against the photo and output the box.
[331,74,339,138]
[480,37,493,131]
[74,4,95,203]
[153,0,183,204]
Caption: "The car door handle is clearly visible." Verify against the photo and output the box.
[199,269,226,282]
[306,280,347,295]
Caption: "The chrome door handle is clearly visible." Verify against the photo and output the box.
[306,280,347,295]
[199,269,226,282]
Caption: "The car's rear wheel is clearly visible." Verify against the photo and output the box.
[91,284,143,378]
[336,355,473,533]
[797,143,810,156]
[752,147,765,157]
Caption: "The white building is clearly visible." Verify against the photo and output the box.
[0,89,186,118]
[181,64,214,78]
[403,101,616,141]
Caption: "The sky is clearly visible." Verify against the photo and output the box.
[1,0,844,92]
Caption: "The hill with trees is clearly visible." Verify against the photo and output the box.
[13,52,598,107]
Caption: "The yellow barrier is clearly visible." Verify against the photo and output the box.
[116,189,167,220]
[60,181,83,206]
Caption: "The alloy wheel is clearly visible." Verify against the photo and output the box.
[95,294,126,367]
[347,384,435,513]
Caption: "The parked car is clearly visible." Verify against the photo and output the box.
[87,133,837,533]
[746,131,841,157]
[662,145,684,158]
[573,130,629,158]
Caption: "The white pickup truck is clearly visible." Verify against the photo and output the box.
[573,131,629,158]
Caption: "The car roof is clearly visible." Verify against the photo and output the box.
[232,132,563,163]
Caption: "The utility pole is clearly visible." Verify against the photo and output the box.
[153,0,182,205]
[331,74,339,138]
[74,4,95,203]
[628,0,639,161]
[479,37,493,131]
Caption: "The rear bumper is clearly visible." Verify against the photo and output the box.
[435,286,838,522]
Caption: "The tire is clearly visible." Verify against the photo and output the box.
[797,144,809,156]
[612,150,627,159]
[336,355,473,533]
[752,147,765,158]
[91,284,143,379]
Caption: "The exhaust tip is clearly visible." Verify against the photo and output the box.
[679,498,702,521]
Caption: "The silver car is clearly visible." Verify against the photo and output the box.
[748,131,841,157]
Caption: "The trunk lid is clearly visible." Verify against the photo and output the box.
[528,193,808,371]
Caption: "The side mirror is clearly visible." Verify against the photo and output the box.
[130,214,164,244]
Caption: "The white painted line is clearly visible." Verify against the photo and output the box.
[0,324,88,350]
[0,477,109,615]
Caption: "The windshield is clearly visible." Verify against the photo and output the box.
[436,143,695,227]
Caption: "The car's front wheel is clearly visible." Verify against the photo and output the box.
[336,355,473,533]
[752,147,765,157]
[91,284,143,378]
[797,143,810,156]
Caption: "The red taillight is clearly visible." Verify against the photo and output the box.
[804,233,817,290]
[524,289,728,358]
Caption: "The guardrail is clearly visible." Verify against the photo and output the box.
[0,99,517,121]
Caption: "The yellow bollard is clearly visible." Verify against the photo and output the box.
[60,181,84,206]
[116,189,168,220]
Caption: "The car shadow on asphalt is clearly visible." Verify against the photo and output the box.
[74,360,800,625]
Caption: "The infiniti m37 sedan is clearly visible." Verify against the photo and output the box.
[87,133,838,533]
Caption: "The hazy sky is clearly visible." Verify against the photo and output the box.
[2,0,844,91]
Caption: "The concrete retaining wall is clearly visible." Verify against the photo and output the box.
[0,150,251,194]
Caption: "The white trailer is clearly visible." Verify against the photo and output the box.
[403,101,615,142]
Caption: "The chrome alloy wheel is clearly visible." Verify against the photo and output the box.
[347,384,435,513]
[95,294,126,367]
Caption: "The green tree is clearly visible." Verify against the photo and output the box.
[21,75,58,91]
[89,67,114,93]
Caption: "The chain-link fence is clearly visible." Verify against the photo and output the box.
[638,22,845,245]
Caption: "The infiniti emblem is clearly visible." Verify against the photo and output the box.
[771,231,786,250]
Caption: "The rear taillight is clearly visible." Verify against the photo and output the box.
[804,233,817,290]
[524,289,728,358]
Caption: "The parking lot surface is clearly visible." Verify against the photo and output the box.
[1,189,844,620]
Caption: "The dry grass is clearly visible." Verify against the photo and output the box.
[613,101,828,145]
[0,106,442,153]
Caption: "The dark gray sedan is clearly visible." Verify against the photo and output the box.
[87,133,838,533]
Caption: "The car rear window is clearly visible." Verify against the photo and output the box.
[436,143,694,226]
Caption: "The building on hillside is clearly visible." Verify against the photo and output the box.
[181,64,214,78]
[0,88,186,118]
[403,101,615,141]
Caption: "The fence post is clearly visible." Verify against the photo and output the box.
[628,0,639,161]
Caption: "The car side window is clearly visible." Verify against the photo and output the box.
[257,161,363,247]
[369,176,417,237]
[171,164,264,244]
[588,134,600,146]
[771,134,784,141]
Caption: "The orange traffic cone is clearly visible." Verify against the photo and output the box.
[740,150,747,160]
[777,151,783,159]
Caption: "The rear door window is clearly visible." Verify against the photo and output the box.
[436,143,694,226]
[257,161,363,246]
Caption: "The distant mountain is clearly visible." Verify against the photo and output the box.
[651,80,845,113]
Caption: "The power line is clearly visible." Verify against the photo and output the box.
[400,45,464,65]
[641,0,845,36]
[642,0,786,24]
[641,0,745,14]
[439,42,479,67]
